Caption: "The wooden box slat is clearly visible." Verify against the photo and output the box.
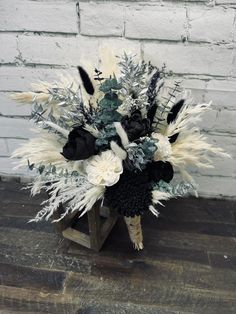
[54,201,118,251]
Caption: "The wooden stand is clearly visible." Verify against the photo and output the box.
[53,201,118,252]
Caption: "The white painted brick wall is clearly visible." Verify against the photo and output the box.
[0,0,235,199]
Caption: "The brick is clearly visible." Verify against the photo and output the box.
[0,117,34,139]
[80,2,125,36]
[0,157,32,176]
[231,53,236,77]
[0,139,9,157]
[0,66,78,92]
[125,5,186,41]
[164,78,206,103]
[204,80,236,110]
[190,154,235,178]
[189,134,236,177]
[216,0,236,3]
[7,138,28,155]
[0,34,18,64]
[18,35,99,66]
[0,0,78,33]
[0,92,31,116]
[188,7,235,43]
[200,109,236,134]
[18,35,141,67]
[194,175,236,198]
[143,42,233,76]
[98,37,141,58]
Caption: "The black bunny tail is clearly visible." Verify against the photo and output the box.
[78,66,95,95]
[167,99,185,143]
[167,99,185,124]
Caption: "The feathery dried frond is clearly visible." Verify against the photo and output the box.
[165,102,211,138]
[169,131,231,169]
[12,130,67,170]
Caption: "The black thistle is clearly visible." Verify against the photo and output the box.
[105,169,153,217]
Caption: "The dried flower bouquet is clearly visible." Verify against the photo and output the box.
[12,51,230,250]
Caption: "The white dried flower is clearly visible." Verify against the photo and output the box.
[152,133,172,161]
[85,150,123,186]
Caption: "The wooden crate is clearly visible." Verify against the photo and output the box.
[53,201,118,252]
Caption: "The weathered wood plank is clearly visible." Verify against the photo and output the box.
[0,243,90,275]
[158,199,236,224]
[208,252,236,271]
[0,202,41,219]
[0,181,46,205]
[0,285,184,314]
[65,272,236,314]
[0,285,79,314]
[0,216,53,233]
[153,219,236,237]
[0,263,67,293]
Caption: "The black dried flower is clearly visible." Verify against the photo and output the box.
[121,110,151,141]
[147,161,174,183]
[62,126,96,161]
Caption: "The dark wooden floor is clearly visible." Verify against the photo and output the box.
[0,181,235,314]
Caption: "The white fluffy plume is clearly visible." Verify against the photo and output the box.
[169,131,231,170]
[165,101,212,138]
[11,130,68,170]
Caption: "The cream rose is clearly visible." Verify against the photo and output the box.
[85,150,123,186]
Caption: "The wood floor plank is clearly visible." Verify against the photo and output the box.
[0,202,41,218]
[208,252,236,270]
[65,272,236,314]
[0,182,235,313]
[0,285,79,314]
[0,216,54,233]
[0,285,187,314]
[0,182,46,206]
[0,263,67,293]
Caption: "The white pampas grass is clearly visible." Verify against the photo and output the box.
[152,190,172,205]
[165,102,212,138]
[169,131,231,169]
[149,190,173,216]
[11,91,50,104]
[11,130,67,170]
[149,205,160,217]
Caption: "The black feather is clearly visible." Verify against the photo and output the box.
[78,66,94,95]
[167,99,185,124]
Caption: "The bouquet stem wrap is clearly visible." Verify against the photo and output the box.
[124,215,143,250]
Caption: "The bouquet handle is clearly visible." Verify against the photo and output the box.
[124,215,143,250]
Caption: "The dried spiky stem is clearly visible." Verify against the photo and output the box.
[124,215,143,250]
